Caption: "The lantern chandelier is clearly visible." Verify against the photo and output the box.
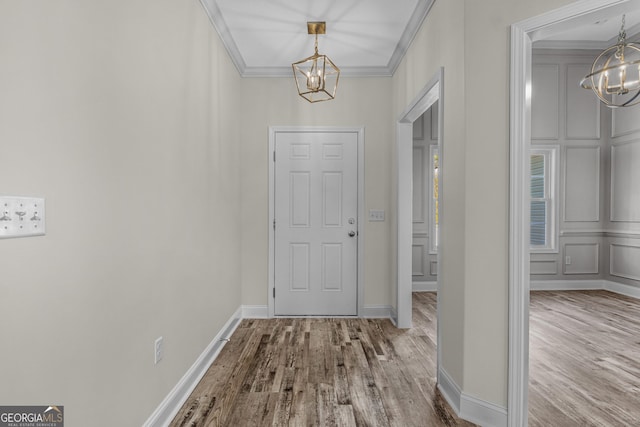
[580,14,640,108]
[292,22,340,103]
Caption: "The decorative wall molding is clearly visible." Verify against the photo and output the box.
[531,64,560,140]
[563,242,599,275]
[143,306,243,427]
[610,243,640,281]
[610,140,640,223]
[530,260,558,275]
[563,146,600,222]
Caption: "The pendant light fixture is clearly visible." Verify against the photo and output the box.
[292,22,340,103]
[580,15,640,108]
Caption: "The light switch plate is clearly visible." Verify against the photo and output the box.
[368,209,385,222]
[0,196,46,239]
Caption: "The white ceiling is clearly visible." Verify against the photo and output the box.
[536,8,640,49]
[199,0,640,77]
[199,0,435,77]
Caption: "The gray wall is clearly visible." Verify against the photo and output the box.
[532,49,640,290]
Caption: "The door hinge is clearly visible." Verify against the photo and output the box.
[273,151,276,162]
[273,287,276,298]
[273,219,276,230]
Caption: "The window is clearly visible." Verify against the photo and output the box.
[530,147,557,252]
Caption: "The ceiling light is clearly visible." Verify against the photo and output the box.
[581,15,640,108]
[292,22,340,103]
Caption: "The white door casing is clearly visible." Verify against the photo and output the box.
[269,128,362,316]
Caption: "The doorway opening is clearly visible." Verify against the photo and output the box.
[510,1,640,425]
[396,67,444,383]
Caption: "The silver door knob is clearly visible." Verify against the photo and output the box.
[348,231,356,237]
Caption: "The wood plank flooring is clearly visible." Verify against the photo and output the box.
[170,292,474,427]
[529,290,640,427]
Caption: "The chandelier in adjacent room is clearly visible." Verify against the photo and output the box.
[292,22,340,103]
[581,15,640,108]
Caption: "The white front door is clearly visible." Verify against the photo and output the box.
[273,130,358,316]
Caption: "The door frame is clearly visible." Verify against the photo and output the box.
[396,68,444,329]
[509,1,639,425]
[268,126,365,318]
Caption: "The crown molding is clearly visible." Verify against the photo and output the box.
[199,0,435,78]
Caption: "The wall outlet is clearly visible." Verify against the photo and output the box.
[154,336,163,364]
[565,256,571,265]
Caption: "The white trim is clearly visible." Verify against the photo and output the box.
[397,69,444,329]
[268,127,365,318]
[412,281,437,292]
[143,307,242,427]
[530,279,640,300]
[437,368,461,415]
[460,393,508,427]
[530,279,603,291]
[389,306,398,326]
[242,305,268,319]
[604,280,640,299]
[362,305,394,319]
[509,19,532,427]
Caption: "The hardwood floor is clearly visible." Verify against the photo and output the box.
[170,292,474,427]
[529,290,640,427]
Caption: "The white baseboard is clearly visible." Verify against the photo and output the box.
[438,368,507,427]
[413,281,437,292]
[603,280,640,299]
[437,367,461,414]
[242,305,268,318]
[531,279,640,300]
[390,306,398,326]
[143,306,243,427]
[530,279,603,291]
[362,304,394,318]
[460,392,507,427]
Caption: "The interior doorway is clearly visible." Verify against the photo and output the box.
[396,67,444,381]
[509,1,640,425]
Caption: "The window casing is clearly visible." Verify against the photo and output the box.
[530,147,557,252]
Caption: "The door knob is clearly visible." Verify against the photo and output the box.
[348,231,356,237]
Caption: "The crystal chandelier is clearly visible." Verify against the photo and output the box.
[580,15,640,108]
[292,22,340,103]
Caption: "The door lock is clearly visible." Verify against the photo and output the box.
[348,231,356,237]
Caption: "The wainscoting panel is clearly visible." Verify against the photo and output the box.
[611,141,640,222]
[531,260,558,275]
[413,146,427,229]
[563,243,599,274]
[532,64,559,140]
[610,243,640,281]
[566,64,600,140]
[612,103,640,138]
[412,243,426,277]
[564,146,600,222]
